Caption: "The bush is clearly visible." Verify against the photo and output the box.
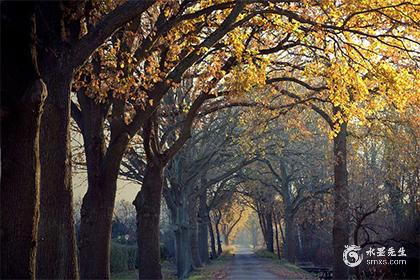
[127,245,138,270]
[110,242,138,273]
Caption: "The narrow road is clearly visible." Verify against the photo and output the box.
[225,247,279,280]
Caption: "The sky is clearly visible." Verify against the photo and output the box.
[73,171,139,202]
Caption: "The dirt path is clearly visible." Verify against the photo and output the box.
[224,247,281,280]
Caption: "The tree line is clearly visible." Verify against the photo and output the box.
[1,1,418,280]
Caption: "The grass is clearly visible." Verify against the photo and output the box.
[111,261,177,280]
[111,270,137,280]
[187,249,235,280]
[253,249,315,279]
[254,248,279,259]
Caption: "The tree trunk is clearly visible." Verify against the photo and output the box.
[284,211,296,263]
[273,213,281,259]
[134,161,164,279]
[223,234,230,246]
[1,4,45,278]
[197,193,209,263]
[258,212,267,247]
[332,119,349,280]
[37,68,79,279]
[77,92,124,279]
[208,220,217,259]
[171,192,193,279]
[1,79,46,278]
[79,174,118,279]
[215,216,223,255]
[265,212,274,253]
[189,198,202,268]
[251,219,258,249]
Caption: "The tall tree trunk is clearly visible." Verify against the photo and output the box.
[332,119,349,280]
[1,4,45,278]
[265,212,274,253]
[171,192,193,279]
[37,68,79,279]
[223,233,230,246]
[197,192,210,263]
[79,174,118,279]
[208,220,217,259]
[1,79,46,278]
[257,212,267,247]
[215,215,223,255]
[77,92,124,279]
[251,219,258,249]
[134,161,164,279]
[189,198,202,268]
[273,213,281,259]
[284,211,296,263]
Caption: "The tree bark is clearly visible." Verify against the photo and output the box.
[37,68,79,279]
[284,211,296,263]
[215,213,223,255]
[332,119,349,280]
[197,192,210,263]
[189,198,202,268]
[79,174,119,279]
[171,191,193,279]
[1,79,46,278]
[208,220,218,259]
[134,161,164,279]
[265,212,274,253]
[273,213,281,259]
[1,3,45,278]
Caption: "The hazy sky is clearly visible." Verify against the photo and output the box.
[73,171,140,202]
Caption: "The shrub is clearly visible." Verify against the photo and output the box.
[111,242,128,273]
[127,245,138,270]
[111,242,138,273]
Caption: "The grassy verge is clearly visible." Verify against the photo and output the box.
[253,249,315,279]
[111,261,176,280]
[187,250,234,280]
[254,248,279,259]
[111,270,136,280]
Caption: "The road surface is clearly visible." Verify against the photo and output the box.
[225,247,280,280]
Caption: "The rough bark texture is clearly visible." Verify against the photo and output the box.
[37,68,79,279]
[1,79,46,278]
[134,162,164,279]
[197,192,210,263]
[0,3,45,278]
[79,177,118,279]
[332,120,350,280]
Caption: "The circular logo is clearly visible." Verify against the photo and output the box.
[343,245,363,267]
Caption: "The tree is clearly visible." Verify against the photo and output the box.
[1,2,155,278]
